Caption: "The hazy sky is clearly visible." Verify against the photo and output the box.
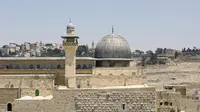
[1,0,200,51]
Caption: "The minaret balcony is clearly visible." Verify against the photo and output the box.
[62,41,78,46]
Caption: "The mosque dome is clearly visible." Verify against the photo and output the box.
[95,32,131,58]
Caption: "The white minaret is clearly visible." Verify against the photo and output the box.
[61,20,79,88]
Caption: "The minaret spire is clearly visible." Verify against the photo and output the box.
[112,25,114,34]
[69,17,71,23]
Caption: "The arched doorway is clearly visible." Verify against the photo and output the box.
[7,103,12,111]
[77,84,81,88]
[35,89,39,96]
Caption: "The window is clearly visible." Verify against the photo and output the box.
[76,65,81,69]
[160,102,163,106]
[36,64,40,69]
[88,64,93,68]
[106,94,110,100]
[9,65,13,69]
[57,64,61,69]
[122,104,125,110]
[170,102,172,106]
[15,64,20,69]
[7,103,12,111]
[29,64,34,69]
[35,89,39,96]
[109,73,113,76]
[87,81,90,87]
[164,102,168,106]
[5,65,9,69]
[121,73,124,76]
[10,84,14,88]
[83,64,87,69]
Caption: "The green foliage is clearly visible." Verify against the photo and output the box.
[174,52,178,59]
[155,48,163,54]
[42,48,64,57]
[76,45,89,57]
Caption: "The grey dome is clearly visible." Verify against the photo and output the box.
[95,34,131,58]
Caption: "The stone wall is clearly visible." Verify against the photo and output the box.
[146,72,200,94]
[0,88,19,104]
[144,62,200,94]
[93,67,137,76]
[13,86,156,112]
[76,72,145,88]
[156,90,184,112]
[0,75,54,97]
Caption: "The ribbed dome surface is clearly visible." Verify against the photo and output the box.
[95,34,131,58]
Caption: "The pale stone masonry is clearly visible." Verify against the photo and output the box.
[13,85,156,112]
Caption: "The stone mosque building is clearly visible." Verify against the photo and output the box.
[0,21,189,112]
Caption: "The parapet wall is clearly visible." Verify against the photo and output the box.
[13,86,156,112]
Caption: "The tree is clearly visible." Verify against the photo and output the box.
[0,50,2,56]
[163,48,167,54]
[146,50,153,55]
[46,49,54,56]
[141,56,146,66]
[174,52,178,59]
[155,48,163,54]
[187,48,191,52]
[76,45,89,57]
[182,48,186,52]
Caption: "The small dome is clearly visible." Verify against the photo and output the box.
[95,33,131,58]
[67,23,75,28]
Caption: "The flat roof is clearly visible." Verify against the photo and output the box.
[0,57,98,61]
[0,57,133,61]
[100,84,150,89]
[97,58,133,61]
[0,74,92,76]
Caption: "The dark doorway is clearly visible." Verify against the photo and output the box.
[122,104,125,110]
[77,84,81,88]
[35,89,39,96]
[7,103,12,111]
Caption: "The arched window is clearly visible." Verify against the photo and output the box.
[5,65,9,69]
[76,65,81,69]
[36,65,40,69]
[9,65,13,69]
[5,84,9,88]
[77,84,81,88]
[109,73,113,76]
[83,64,87,69]
[88,64,93,69]
[121,73,124,76]
[87,81,90,87]
[10,84,14,88]
[98,73,102,76]
[35,89,39,96]
[29,64,34,69]
[36,64,40,69]
[15,64,20,69]
[7,103,12,111]
[57,64,61,69]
